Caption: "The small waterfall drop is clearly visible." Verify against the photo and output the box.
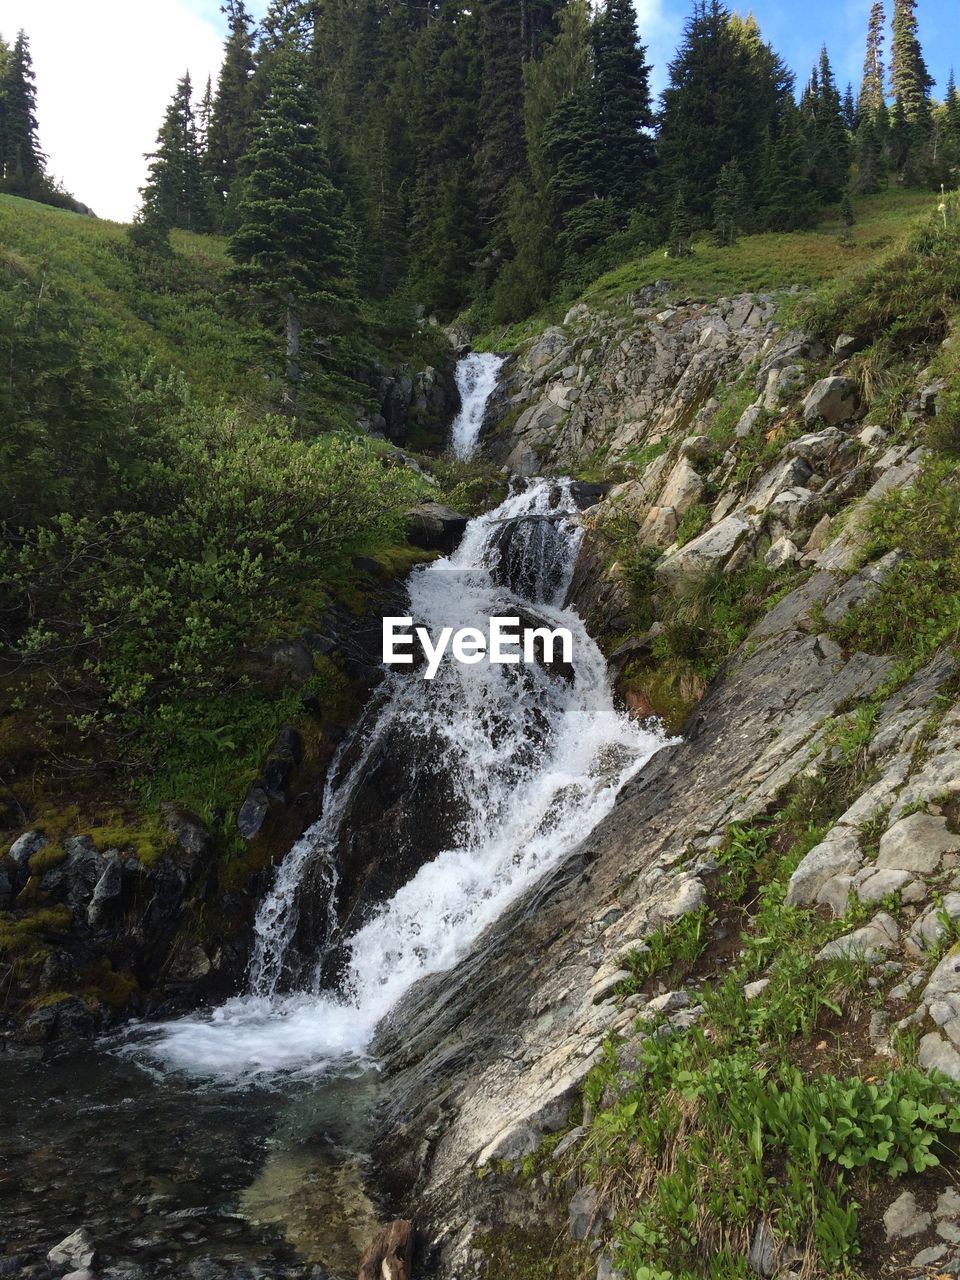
[449,352,505,458]
[133,357,668,1080]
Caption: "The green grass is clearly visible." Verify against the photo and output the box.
[581,191,933,306]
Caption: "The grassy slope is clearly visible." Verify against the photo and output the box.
[477,190,933,351]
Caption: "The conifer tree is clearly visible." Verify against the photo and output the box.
[542,85,611,263]
[842,83,858,132]
[801,47,850,204]
[840,188,855,227]
[138,73,208,235]
[856,115,887,192]
[593,0,655,212]
[667,190,693,258]
[0,31,44,192]
[658,3,792,223]
[859,1,886,122]
[229,50,354,410]
[890,0,932,120]
[207,0,258,215]
[712,158,747,246]
[476,0,527,232]
[765,102,817,230]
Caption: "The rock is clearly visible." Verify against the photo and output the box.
[237,785,270,841]
[917,1031,960,1081]
[505,440,540,477]
[41,837,103,912]
[913,1244,949,1266]
[744,979,770,1000]
[596,1256,623,1280]
[551,1126,588,1160]
[63,1272,97,1280]
[47,1228,97,1269]
[160,804,212,861]
[816,911,898,963]
[833,333,858,358]
[859,424,888,448]
[19,996,96,1052]
[745,457,812,514]
[764,537,799,570]
[920,379,947,415]
[657,458,704,517]
[735,403,765,439]
[0,861,10,908]
[638,504,678,549]
[526,327,569,372]
[656,515,751,582]
[851,866,923,906]
[785,427,845,467]
[749,1219,777,1277]
[8,831,48,874]
[87,854,123,928]
[908,893,960,953]
[644,990,690,1016]
[406,502,468,554]
[883,1190,932,1240]
[803,376,859,424]
[937,1189,960,1219]
[785,826,863,908]
[680,435,713,463]
[802,514,832,555]
[877,811,960,873]
[568,1184,599,1241]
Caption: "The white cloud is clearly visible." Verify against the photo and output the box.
[3,0,225,222]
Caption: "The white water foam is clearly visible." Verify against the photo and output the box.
[130,364,669,1082]
[449,352,505,458]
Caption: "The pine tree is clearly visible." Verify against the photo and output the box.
[801,47,850,204]
[856,115,887,193]
[666,190,693,258]
[207,0,258,215]
[842,83,858,132]
[138,73,208,235]
[229,50,354,410]
[542,84,612,264]
[658,3,793,223]
[711,158,747,246]
[475,0,527,232]
[859,1,886,122]
[890,0,932,120]
[0,30,45,192]
[840,188,855,226]
[765,102,818,230]
[593,0,655,213]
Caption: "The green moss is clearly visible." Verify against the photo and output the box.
[0,906,73,956]
[27,843,66,874]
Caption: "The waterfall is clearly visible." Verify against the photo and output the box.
[133,357,668,1080]
[449,352,505,458]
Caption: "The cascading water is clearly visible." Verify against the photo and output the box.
[449,352,504,458]
[132,357,668,1081]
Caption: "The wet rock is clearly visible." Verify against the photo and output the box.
[406,502,469,555]
[803,376,859,424]
[19,996,96,1052]
[8,831,48,877]
[41,837,103,912]
[47,1227,97,1269]
[883,1190,931,1240]
[87,853,123,928]
[237,786,271,841]
[160,804,213,861]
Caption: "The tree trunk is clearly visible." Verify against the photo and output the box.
[284,293,301,411]
[357,1220,414,1280]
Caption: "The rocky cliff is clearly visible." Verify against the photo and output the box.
[371,273,960,1277]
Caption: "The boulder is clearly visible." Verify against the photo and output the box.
[656,515,751,583]
[744,457,812,514]
[734,403,765,439]
[48,1228,97,1270]
[8,830,48,875]
[802,376,859,425]
[41,837,104,912]
[406,502,468,555]
[785,826,862,908]
[816,911,898,963]
[87,854,123,928]
[20,996,97,1052]
[764,537,799,570]
[638,505,678,549]
[237,785,270,841]
[876,812,960,874]
[680,435,713,463]
[160,804,213,862]
[657,458,704,517]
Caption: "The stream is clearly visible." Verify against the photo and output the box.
[0,354,668,1278]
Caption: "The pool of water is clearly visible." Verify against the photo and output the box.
[0,1042,382,1278]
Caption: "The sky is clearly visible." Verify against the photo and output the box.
[4,0,957,223]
